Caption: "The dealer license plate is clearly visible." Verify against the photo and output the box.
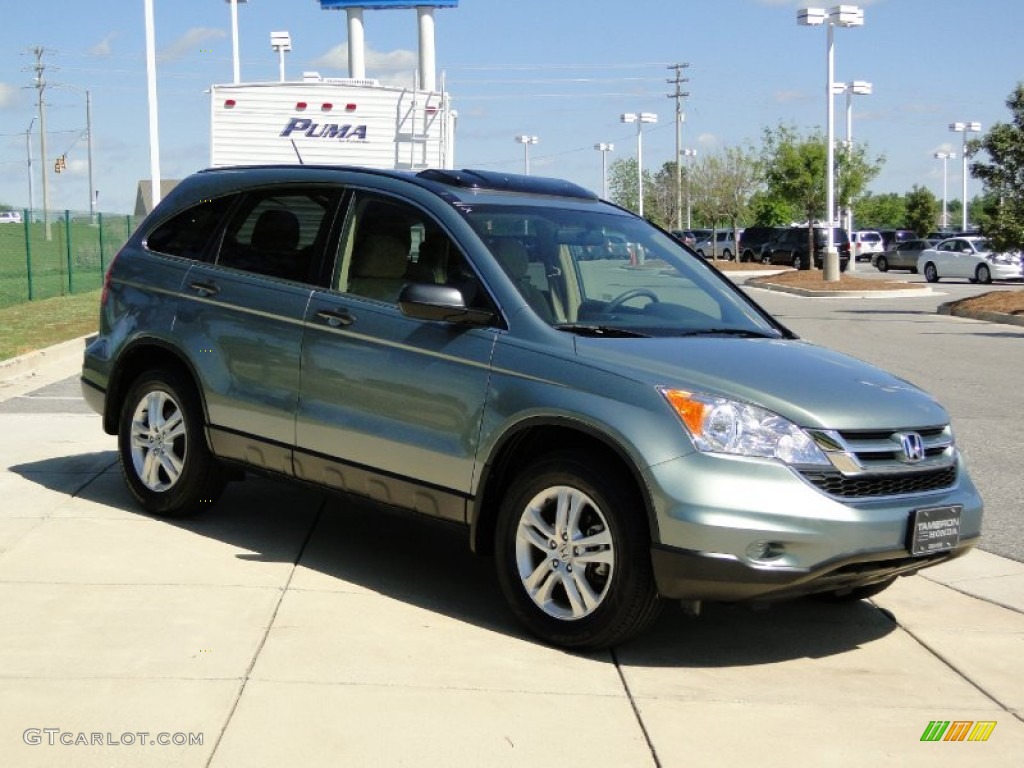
[908,506,962,556]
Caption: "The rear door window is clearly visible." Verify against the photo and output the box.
[146,197,235,260]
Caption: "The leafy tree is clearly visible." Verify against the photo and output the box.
[904,185,939,236]
[748,190,797,226]
[967,83,1024,251]
[608,157,657,221]
[688,147,762,257]
[853,192,906,230]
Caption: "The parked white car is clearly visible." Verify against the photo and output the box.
[693,229,741,260]
[917,236,1023,284]
[851,230,884,262]
[0,210,23,224]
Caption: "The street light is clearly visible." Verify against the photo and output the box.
[594,143,614,198]
[514,135,538,175]
[270,31,292,83]
[834,79,872,271]
[949,121,981,231]
[620,112,657,218]
[798,5,865,280]
[934,151,955,230]
[225,0,249,84]
[682,148,697,229]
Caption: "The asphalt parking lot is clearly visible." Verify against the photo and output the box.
[1,277,1022,767]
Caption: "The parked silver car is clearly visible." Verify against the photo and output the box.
[81,166,983,649]
[873,238,937,273]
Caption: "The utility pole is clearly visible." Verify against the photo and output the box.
[30,46,52,239]
[666,63,689,231]
[25,117,36,216]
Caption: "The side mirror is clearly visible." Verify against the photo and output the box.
[398,283,495,326]
[962,248,973,255]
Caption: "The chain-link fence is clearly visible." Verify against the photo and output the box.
[0,209,138,308]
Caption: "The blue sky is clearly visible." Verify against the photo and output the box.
[1,0,1022,216]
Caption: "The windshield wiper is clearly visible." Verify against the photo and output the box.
[675,328,780,338]
[553,323,650,338]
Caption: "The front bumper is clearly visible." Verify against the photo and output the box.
[644,450,983,601]
[988,261,1023,280]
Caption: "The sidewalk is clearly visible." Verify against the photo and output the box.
[0,345,1021,767]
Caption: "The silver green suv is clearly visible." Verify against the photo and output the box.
[81,166,982,649]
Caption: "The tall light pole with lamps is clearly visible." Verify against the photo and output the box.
[514,135,538,175]
[934,151,955,230]
[594,143,614,198]
[835,79,871,271]
[620,112,657,218]
[682,148,697,229]
[270,31,291,82]
[949,121,981,231]
[798,5,865,281]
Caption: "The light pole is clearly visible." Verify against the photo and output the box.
[226,0,249,84]
[270,31,292,83]
[798,5,864,280]
[949,121,981,231]
[594,143,614,198]
[834,79,871,271]
[144,0,161,209]
[934,151,955,230]
[514,135,538,175]
[620,112,657,218]
[53,84,97,218]
[682,148,697,229]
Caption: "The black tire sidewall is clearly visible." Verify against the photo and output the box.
[118,369,220,517]
[494,455,658,649]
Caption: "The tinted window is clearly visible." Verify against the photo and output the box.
[146,197,234,260]
[216,188,339,284]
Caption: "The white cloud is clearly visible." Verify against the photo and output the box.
[774,89,811,105]
[90,32,118,56]
[0,83,18,109]
[697,133,719,148]
[160,28,226,63]
[311,43,418,86]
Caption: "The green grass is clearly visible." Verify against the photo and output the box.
[0,290,101,362]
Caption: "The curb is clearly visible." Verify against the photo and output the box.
[746,281,932,299]
[937,301,1024,327]
[0,334,91,397]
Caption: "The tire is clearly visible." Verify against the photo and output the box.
[814,576,897,603]
[722,249,733,261]
[923,262,939,283]
[976,264,992,284]
[761,254,771,265]
[118,368,225,517]
[875,256,888,272]
[793,254,805,270]
[494,453,661,649]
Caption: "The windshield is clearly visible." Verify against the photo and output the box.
[461,204,784,338]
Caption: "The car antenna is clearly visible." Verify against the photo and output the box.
[290,139,305,165]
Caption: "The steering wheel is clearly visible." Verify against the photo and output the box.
[605,288,659,313]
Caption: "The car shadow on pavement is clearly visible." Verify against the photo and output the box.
[11,453,897,665]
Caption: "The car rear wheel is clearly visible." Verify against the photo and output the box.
[923,262,939,283]
[494,453,661,649]
[875,256,888,272]
[118,368,225,517]
[761,254,772,265]
[793,254,805,270]
[976,264,992,284]
[722,248,733,261]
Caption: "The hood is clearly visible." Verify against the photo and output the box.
[574,336,948,431]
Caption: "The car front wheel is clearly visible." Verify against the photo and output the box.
[976,264,992,284]
[118,368,224,517]
[876,256,888,272]
[494,454,660,649]
[923,262,940,283]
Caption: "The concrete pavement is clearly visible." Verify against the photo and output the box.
[0,343,1022,767]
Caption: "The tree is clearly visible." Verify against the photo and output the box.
[608,157,657,221]
[967,83,1024,251]
[904,185,939,236]
[688,147,762,257]
[853,192,906,230]
[748,190,797,226]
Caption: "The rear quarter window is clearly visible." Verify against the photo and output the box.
[146,197,235,260]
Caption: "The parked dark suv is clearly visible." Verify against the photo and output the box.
[81,166,980,649]
[738,226,785,262]
[761,226,851,270]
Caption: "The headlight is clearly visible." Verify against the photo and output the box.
[659,388,829,466]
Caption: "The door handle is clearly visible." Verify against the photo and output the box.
[189,280,220,297]
[315,308,354,328]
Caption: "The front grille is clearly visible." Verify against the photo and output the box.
[801,465,957,498]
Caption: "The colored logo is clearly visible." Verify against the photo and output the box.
[280,118,367,141]
[896,431,925,463]
[920,720,996,742]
